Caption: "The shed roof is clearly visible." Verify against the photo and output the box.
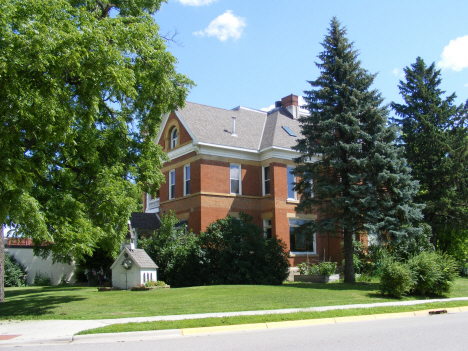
[111,247,158,270]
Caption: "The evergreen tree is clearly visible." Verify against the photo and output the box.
[294,18,423,283]
[392,57,468,251]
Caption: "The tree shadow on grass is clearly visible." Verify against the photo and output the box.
[5,286,90,299]
[2,287,87,319]
[282,282,379,291]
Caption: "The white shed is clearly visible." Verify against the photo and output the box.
[111,248,158,290]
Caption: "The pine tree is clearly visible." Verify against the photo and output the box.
[392,57,468,252]
[294,18,423,283]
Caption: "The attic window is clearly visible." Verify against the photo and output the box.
[170,128,178,149]
[282,126,297,137]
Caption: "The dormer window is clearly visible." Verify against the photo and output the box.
[170,128,178,149]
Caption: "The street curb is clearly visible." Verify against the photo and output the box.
[0,336,73,347]
[72,329,182,344]
[177,307,468,336]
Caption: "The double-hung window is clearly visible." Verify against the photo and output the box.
[289,219,315,253]
[169,169,175,199]
[262,166,270,195]
[263,219,272,239]
[184,164,190,196]
[230,164,241,195]
[287,165,296,200]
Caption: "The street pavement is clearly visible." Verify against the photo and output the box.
[1,297,468,346]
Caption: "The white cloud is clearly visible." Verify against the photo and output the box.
[392,68,404,78]
[176,0,217,5]
[260,104,275,112]
[298,96,307,108]
[261,96,308,112]
[465,83,468,87]
[437,35,468,71]
[193,10,246,41]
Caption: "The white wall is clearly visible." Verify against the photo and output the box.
[111,255,158,289]
[5,248,76,285]
[140,269,157,283]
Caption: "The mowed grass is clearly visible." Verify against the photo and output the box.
[77,300,468,335]
[3,278,468,321]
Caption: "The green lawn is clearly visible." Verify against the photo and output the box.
[3,278,468,321]
[77,300,468,335]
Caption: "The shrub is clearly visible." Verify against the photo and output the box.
[4,253,27,287]
[297,260,337,276]
[408,252,459,296]
[139,212,206,287]
[144,280,167,287]
[379,258,414,298]
[33,272,53,286]
[200,213,290,285]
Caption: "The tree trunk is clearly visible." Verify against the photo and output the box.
[343,228,355,283]
[0,226,5,302]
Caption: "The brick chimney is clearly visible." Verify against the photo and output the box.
[281,94,298,108]
[281,94,299,119]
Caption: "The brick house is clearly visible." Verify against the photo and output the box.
[143,94,343,267]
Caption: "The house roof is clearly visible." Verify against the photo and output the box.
[130,212,161,230]
[176,102,304,152]
[111,247,158,270]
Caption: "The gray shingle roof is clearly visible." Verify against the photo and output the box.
[130,212,161,230]
[124,248,158,269]
[177,102,304,151]
[260,108,303,150]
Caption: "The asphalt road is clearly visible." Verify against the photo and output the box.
[9,311,468,351]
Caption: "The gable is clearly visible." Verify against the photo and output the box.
[157,112,194,152]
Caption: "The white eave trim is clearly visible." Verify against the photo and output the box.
[194,142,317,163]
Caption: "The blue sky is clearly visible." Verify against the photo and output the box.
[155,0,468,113]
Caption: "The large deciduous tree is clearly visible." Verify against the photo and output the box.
[392,57,468,253]
[294,18,423,283]
[0,0,193,301]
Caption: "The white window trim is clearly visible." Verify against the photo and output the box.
[169,169,175,199]
[183,164,190,196]
[287,165,297,200]
[262,165,270,196]
[230,163,242,195]
[170,128,178,149]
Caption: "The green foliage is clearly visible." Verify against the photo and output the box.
[139,212,205,287]
[459,261,468,277]
[0,0,193,263]
[4,253,27,287]
[408,252,459,296]
[297,260,337,276]
[33,272,52,286]
[143,280,167,288]
[389,223,434,260]
[200,213,290,285]
[360,244,388,276]
[379,258,415,298]
[294,18,423,283]
[392,57,468,251]
[74,246,116,285]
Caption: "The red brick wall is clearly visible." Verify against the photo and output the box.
[157,156,345,268]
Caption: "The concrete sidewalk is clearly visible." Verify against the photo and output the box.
[1,297,468,346]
